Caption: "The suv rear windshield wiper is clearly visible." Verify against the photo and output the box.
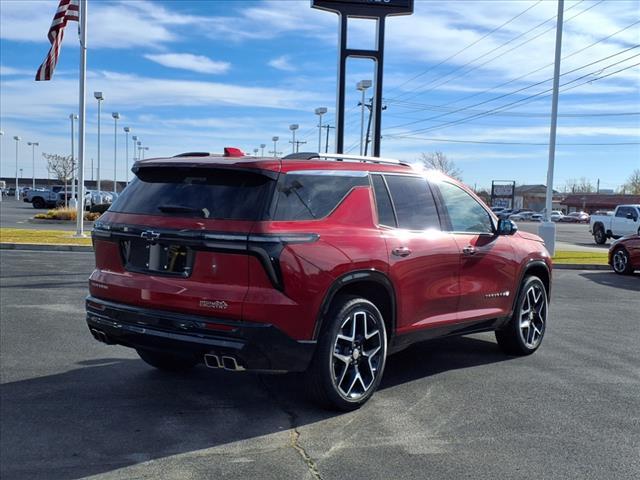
[158,204,210,218]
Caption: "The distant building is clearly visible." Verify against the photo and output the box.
[513,185,562,211]
[561,194,640,213]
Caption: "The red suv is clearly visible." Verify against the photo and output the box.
[87,150,552,410]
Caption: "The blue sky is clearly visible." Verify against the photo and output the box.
[1,0,638,191]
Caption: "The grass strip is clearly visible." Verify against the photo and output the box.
[553,250,608,265]
[0,228,92,246]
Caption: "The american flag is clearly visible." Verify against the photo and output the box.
[35,0,80,81]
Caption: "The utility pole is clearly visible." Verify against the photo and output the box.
[363,98,386,156]
[539,0,564,256]
[596,178,600,193]
[323,125,335,153]
[293,140,307,153]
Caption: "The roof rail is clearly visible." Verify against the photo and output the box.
[282,152,411,167]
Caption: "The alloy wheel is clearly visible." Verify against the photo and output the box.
[331,310,383,400]
[518,284,547,349]
[613,249,628,273]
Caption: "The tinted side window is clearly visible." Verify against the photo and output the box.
[615,207,628,218]
[436,181,494,233]
[384,175,440,230]
[371,174,396,227]
[273,173,368,221]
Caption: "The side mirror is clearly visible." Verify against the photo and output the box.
[626,212,634,220]
[497,218,518,236]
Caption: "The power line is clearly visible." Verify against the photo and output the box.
[385,0,544,99]
[391,0,597,103]
[414,19,640,112]
[384,46,640,132]
[386,59,640,137]
[383,135,640,146]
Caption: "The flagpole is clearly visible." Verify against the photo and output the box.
[75,0,87,237]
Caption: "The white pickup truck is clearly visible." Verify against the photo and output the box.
[589,204,640,244]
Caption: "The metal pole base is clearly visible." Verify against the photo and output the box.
[538,221,557,256]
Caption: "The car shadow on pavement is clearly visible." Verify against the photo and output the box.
[579,271,640,291]
[0,336,509,480]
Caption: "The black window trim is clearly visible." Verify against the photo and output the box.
[370,173,398,228]
[431,180,497,236]
[374,172,443,232]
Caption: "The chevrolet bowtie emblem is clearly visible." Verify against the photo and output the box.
[140,230,160,241]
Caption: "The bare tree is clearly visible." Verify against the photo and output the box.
[564,177,595,194]
[620,169,640,195]
[43,153,74,207]
[418,151,462,180]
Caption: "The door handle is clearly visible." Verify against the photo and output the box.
[462,245,476,256]
[392,246,412,257]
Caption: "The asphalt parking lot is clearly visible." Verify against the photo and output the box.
[0,197,78,231]
[1,250,638,480]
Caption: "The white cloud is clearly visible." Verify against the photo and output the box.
[268,55,296,72]
[145,53,230,74]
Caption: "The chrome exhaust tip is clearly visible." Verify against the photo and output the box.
[221,355,245,372]
[204,353,221,369]
[90,328,108,344]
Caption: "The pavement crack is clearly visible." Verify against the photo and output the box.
[258,376,323,480]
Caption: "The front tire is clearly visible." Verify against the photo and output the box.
[32,197,45,209]
[612,247,633,275]
[594,226,607,245]
[496,276,548,356]
[306,296,387,411]
[136,349,199,372]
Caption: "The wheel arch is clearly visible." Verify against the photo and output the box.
[313,270,396,342]
[511,260,551,314]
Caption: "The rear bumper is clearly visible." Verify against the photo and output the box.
[85,296,315,373]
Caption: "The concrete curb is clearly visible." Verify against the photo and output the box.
[28,218,95,226]
[553,263,610,270]
[0,243,93,252]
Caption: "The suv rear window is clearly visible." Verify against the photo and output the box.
[272,172,368,221]
[109,167,274,220]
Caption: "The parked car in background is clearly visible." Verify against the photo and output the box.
[608,234,639,275]
[530,213,543,222]
[86,149,552,410]
[560,211,590,223]
[550,211,565,222]
[590,205,640,244]
[25,185,67,209]
[84,190,116,210]
[509,211,535,221]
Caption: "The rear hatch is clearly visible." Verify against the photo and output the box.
[90,163,278,320]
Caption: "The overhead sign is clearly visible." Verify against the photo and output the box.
[493,184,514,197]
[311,0,414,16]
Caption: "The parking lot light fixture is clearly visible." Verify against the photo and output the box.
[27,141,39,190]
[111,112,120,193]
[289,124,299,153]
[123,127,130,185]
[271,136,280,157]
[131,135,138,163]
[315,107,328,152]
[356,80,372,155]
[94,91,104,202]
[13,136,21,200]
[260,143,266,157]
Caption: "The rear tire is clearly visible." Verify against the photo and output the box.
[32,197,45,209]
[611,247,633,275]
[496,276,548,356]
[306,296,387,411]
[136,349,199,372]
[594,226,607,245]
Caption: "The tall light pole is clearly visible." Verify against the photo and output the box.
[137,140,142,161]
[131,135,138,164]
[289,124,299,153]
[0,131,3,202]
[356,80,372,155]
[315,107,327,153]
[271,136,279,157]
[253,148,259,156]
[27,141,39,190]
[123,127,130,185]
[69,114,78,207]
[141,146,149,160]
[13,136,20,201]
[94,91,104,200]
[260,143,266,157]
[111,112,119,193]
[539,0,564,256]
